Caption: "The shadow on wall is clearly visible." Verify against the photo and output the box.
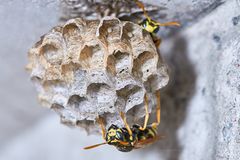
[141,36,196,160]
[161,36,196,160]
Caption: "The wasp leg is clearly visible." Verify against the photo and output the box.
[151,90,161,129]
[120,111,133,136]
[134,0,151,20]
[96,116,106,139]
[139,94,149,130]
[135,0,180,27]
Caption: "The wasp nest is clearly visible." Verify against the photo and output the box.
[27,17,169,133]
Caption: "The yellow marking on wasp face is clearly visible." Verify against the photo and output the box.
[143,20,159,33]
[145,24,156,33]
[111,139,119,143]
[108,129,117,136]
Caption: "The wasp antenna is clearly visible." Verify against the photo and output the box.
[156,21,181,27]
[83,142,107,150]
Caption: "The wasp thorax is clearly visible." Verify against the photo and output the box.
[26,17,169,134]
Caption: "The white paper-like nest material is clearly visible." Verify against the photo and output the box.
[26,17,169,133]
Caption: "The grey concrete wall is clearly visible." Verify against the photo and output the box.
[160,1,240,159]
[0,0,239,160]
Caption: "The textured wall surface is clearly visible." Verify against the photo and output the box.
[160,1,240,159]
[0,0,239,160]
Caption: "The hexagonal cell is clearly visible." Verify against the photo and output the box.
[122,22,143,42]
[114,51,131,75]
[117,84,144,111]
[107,51,131,76]
[67,95,87,108]
[98,18,121,42]
[62,22,83,49]
[79,44,104,69]
[133,51,156,80]
[87,83,116,114]
[40,44,63,65]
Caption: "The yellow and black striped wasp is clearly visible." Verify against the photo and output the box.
[135,0,180,47]
[84,91,162,152]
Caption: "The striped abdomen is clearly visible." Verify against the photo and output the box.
[132,124,158,141]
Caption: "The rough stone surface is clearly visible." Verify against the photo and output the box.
[0,0,240,160]
[158,1,240,159]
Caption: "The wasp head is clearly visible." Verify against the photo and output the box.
[105,124,135,152]
[106,124,125,145]
[140,18,159,34]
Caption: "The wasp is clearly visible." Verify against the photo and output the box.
[84,91,163,152]
[134,0,180,47]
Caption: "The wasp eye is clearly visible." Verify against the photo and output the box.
[116,132,124,141]
[116,132,120,138]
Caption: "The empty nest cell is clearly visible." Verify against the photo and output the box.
[107,51,131,75]
[117,84,144,112]
[79,44,104,69]
[133,51,157,80]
